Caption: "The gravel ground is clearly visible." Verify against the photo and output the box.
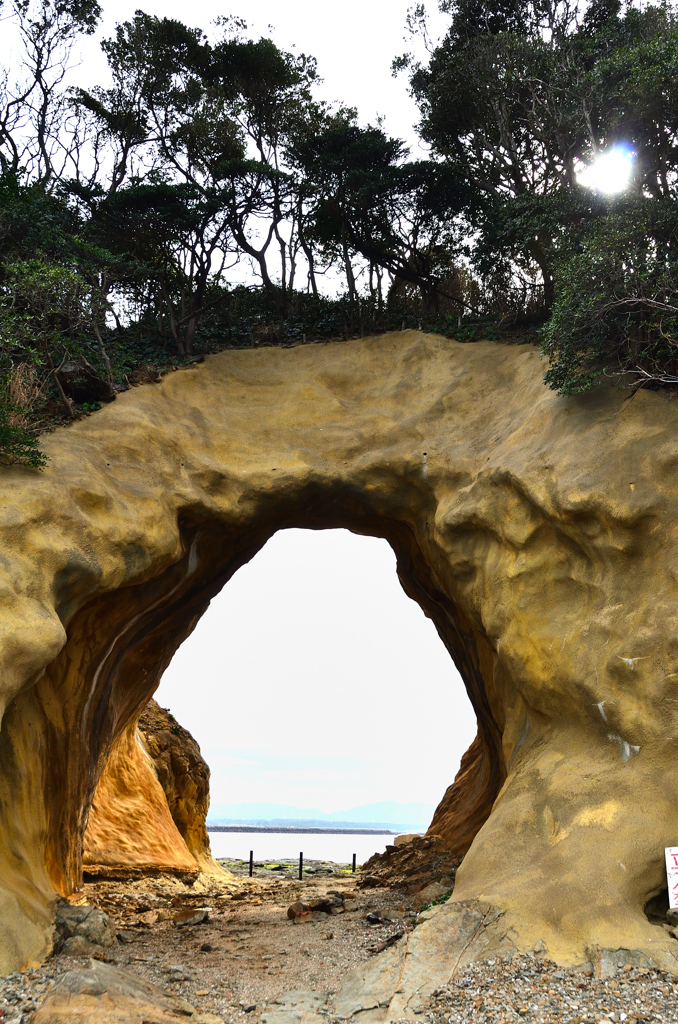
[2,872,677,1024]
[424,953,678,1023]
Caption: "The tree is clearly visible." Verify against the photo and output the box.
[0,0,101,181]
[289,113,472,310]
[405,0,678,310]
[541,198,678,393]
[73,15,324,322]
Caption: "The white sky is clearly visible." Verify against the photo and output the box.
[156,529,477,815]
[74,0,449,152]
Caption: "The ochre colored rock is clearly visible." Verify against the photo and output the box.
[137,699,225,876]
[83,699,228,879]
[82,719,199,879]
[2,332,678,975]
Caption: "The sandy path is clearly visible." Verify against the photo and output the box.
[37,867,417,1022]
[3,867,678,1024]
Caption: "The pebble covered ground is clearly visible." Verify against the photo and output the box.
[424,953,678,1024]
[2,869,678,1024]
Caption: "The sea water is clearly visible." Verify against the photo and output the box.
[207,830,402,865]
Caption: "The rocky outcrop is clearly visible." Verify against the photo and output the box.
[1,331,678,976]
[82,719,201,880]
[83,700,226,879]
[137,700,218,874]
[360,734,494,888]
[53,901,116,956]
[360,835,461,893]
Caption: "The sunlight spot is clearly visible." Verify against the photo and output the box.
[577,146,634,194]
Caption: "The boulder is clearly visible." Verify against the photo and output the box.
[55,357,115,405]
[173,908,210,927]
[61,935,107,957]
[394,834,420,848]
[54,902,116,952]
[419,881,453,904]
[83,700,230,881]
[287,894,345,920]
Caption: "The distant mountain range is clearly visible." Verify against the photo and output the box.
[206,800,434,830]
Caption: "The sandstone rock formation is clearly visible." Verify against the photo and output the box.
[1,331,678,977]
[82,699,224,879]
[33,959,222,1024]
[82,717,201,880]
[137,700,219,875]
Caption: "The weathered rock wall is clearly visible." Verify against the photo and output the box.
[82,699,224,879]
[0,331,677,975]
[137,700,225,876]
[82,718,198,879]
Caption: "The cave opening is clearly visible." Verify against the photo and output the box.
[152,527,478,865]
[7,498,507,903]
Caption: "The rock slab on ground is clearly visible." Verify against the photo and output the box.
[260,990,329,1024]
[32,959,224,1024]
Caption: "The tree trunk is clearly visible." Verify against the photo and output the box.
[161,282,184,357]
[342,227,357,303]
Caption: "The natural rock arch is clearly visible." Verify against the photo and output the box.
[1,330,677,976]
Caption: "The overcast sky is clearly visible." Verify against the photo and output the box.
[156,529,477,816]
[72,0,449,152]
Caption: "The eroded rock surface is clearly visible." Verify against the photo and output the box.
[1,331,678,977]
[83,699,229,880]
[137,700,222,875]
[82,718,201,880]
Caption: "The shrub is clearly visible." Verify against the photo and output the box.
[541,200,678,395]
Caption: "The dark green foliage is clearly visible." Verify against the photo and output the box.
[289,114,472,310]
[542,199,678,393]
[402,0,678,391]
[0,404,48,468]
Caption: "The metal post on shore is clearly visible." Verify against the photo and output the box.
[352,853,356,873]
[299,852,303,880]
[249,850,253,877]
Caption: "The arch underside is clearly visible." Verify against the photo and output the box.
[40,504,504,895]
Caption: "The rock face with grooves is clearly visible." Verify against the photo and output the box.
[1,331,678,978]
[83,699,226,879]
[82,717,201,879]
[137,699,220,875]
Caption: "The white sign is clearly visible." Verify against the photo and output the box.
[666,847,678,909]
